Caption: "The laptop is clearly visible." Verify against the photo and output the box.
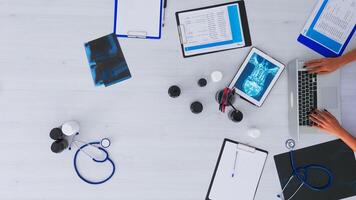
[288,59,341,141]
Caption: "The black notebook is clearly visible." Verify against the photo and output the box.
[274,139,356,200]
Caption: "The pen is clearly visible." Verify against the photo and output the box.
[162,0,167,27]
[232,150,238,177]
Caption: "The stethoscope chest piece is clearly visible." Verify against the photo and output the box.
[285,139,296,150]
[101,138,111,148]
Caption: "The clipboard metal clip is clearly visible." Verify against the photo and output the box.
[127,31,148,39]
[177,25,187,44]
[237,143,256,153]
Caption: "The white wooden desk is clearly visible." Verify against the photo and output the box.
[0,0,355,199]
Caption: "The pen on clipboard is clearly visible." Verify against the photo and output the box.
[232,150,238,177]
[162,0,167,27]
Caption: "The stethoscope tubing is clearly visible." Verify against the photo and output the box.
[73,141,116,185]
[278,140,334,200]
[289,150,333,191]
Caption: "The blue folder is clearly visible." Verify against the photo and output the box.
[298,0,355,57]
[113,0,163,39]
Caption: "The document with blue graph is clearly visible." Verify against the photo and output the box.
[298,0,356,57]
[176,1,251,57]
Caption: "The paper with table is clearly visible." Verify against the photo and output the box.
[298,0,356,57]
[176,1,251,57]
[113,0,163,39]
[206,139,268,200]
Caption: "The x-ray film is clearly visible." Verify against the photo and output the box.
[229,48,285,107]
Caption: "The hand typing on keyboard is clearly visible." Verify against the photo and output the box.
[305,57,344,74]
[309,109,356,151]
[309,109,343,134]
[305,49,356,75]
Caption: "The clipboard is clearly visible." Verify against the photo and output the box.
[206,139,268,200]
[176,1,252,58]
[113,0,163,39]
[297,0,356,57]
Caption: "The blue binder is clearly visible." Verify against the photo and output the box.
[113,0,163,39]
[298,0,356,57]
[298,26,355,58]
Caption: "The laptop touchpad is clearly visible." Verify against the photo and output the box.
[320,87,338,109]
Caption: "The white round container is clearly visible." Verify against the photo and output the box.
[211,71,223,82]
[247,127,261,139]
[61,121,80,136]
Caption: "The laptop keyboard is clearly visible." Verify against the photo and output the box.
[298,71,317,126]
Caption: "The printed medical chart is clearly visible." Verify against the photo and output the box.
[314,0,355,44]
[177,3,245,56]
[302,0,356,53]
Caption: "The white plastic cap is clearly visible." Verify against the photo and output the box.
[61,121,80,136]
[247,128,261,139]
[211,71,223,82]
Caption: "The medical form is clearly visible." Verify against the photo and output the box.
[301,0,356,54]
[179,5,243,49]
[176,1,251,57]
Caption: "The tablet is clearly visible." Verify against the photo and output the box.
[228,48,285,107]
[297,0,356,57]
[176,1,251,57]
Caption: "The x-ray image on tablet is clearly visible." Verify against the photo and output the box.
[237,53,279,101]
[229,48,285,107]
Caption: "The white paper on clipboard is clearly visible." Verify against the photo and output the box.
[114,0,162,39]
[207,140,268,200]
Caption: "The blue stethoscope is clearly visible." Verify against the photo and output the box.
[277,139,333,200]
[69,137,116,185]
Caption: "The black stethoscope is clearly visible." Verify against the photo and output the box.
[69,137,116,185]
[277,139,333,200]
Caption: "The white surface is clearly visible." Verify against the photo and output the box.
[115,0,162,38]
[209,141,267,200]
[0,0,355,200]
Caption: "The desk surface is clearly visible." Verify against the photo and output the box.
[0,0,355,199]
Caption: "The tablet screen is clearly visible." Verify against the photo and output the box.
[229,48,285,107]
[235,53,279,101]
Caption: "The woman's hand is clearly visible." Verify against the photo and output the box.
[305,57,346,74]
[309,109,345,137]
[305,49,356,74]
[310,109,356,151]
